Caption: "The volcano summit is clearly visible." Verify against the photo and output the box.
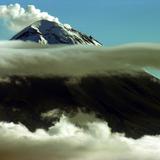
[11,20,102,46]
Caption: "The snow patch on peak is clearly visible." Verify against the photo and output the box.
[31,25,41,35]
[64,24,72,30]
[39,35,47,45]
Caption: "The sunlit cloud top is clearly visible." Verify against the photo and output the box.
[0,3,71,32]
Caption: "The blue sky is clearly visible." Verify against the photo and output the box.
[0,0,160,46]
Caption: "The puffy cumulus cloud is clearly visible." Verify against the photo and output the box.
[0,41,159,77]
[0,3,71,32]
[0,112,160,160]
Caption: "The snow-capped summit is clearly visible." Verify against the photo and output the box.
[11,19,102,46]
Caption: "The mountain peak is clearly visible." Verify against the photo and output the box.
[11,19,102,46]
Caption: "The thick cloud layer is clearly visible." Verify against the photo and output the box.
[0,41,160,159]
[0,41,160,77]
[0,111,160,160]
[0,4,71,32]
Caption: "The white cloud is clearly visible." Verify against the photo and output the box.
[0,3,61,32]
[0,41,159,77]
[0,112,160,160]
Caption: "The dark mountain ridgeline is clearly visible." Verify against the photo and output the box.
[0,73,160,138]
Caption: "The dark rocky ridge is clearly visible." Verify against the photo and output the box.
[0,73,160,138]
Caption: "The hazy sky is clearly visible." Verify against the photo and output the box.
[0,0,160,46]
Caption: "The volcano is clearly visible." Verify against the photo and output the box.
[11,19,102,46]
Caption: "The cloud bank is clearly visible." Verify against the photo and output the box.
[0,4,71,32]
[0,41,160,77]
[0,112,160,160]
